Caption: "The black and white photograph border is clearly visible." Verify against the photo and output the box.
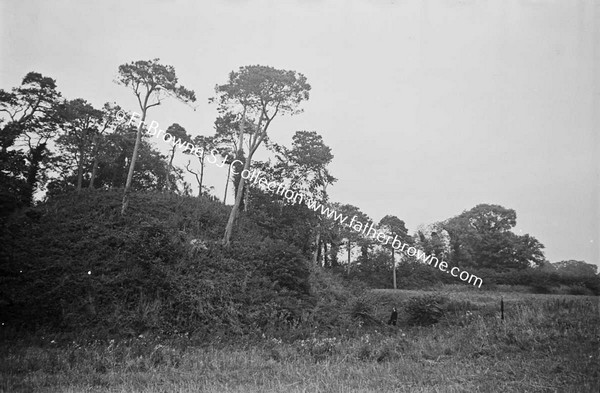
[0,0,598,392]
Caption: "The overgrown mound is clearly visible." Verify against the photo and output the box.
[0,190,325,338]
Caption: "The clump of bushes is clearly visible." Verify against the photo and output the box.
[347,295,373,319]
[405,294,447,326]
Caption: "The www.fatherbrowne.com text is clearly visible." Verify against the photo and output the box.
[116,110,484,288]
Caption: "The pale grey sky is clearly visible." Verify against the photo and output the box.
[1,0,598,266]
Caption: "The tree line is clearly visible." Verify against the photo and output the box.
[3,58,589,289]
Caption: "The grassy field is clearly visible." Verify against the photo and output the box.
[1,288,598,392]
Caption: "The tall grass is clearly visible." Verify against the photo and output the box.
[2,290,598,392]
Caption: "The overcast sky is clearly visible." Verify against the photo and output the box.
[1,0,598,267]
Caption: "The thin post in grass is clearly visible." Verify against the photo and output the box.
[501,296,504,321]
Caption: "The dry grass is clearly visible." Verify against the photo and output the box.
[1,289,598,393]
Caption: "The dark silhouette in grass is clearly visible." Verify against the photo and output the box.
[388,307,398,326]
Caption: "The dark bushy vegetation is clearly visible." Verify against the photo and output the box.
[405,293,446,326]
[346,249,600,296]
[0,190,337,338]
[478,268,600,296]
[1,188,597,346]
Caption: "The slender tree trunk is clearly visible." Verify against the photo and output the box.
[199,150,205,194]
[222,157,250,246]
[76,145,84,193]
[243,184,250,212]
[185,160,202,197]
[330,240,339,267]
[166,148,175,191]
[223,163,231,204]
[232,151,246,211]
[347,241,351,275]
[121,109,146,215]
[317,239,322,265]
[23,143,46,207]
[222,110,247,246]
[90,157,99,189]
[312,225,321,264]
[313,228,321,265]
[323,241,328,267]
[89,135,100,190]
[392,248,397,290]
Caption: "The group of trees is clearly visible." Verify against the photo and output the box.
[0,65,191,215]
[333,204,552,289]
[547,260,598,277]
[3,59,588,291]
[1,72,61,212]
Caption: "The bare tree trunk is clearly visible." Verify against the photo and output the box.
[231,151,246,211]
[222,110,247,246]
[76,145,84,193]
[199,150,205,194]
[392,248,397,290]
[185,160,202,197]
[347,241,351,275]
[90,157,99,189]
[329,240,339,267]
[22,143,46,207]
[121,109,146,215]
[312,226,321,264]
[323,241,328,267]
[166,148,175,191]
[223,163,231,204]
[317,239,322,265]
[243,183,249,212]
[222,157,249,246]
[89,135,99,190]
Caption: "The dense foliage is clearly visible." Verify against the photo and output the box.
[405,293,446,326]
[0,190,318,336]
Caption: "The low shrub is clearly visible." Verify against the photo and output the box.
[347,296,374,319]
[405,294,447,326]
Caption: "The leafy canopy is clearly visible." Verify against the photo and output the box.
[214,65,311,121]
[116,58,196,110]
